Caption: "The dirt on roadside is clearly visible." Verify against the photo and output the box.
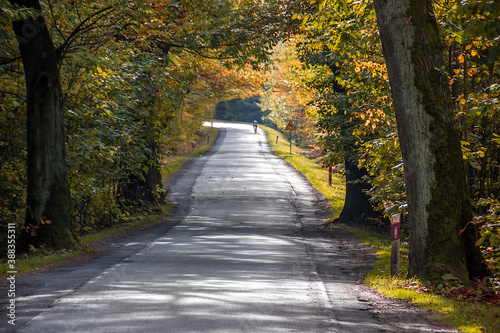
[308,194,458,333]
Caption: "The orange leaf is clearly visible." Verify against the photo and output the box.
[458,222,470,235]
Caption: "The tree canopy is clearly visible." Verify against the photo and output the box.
[0,0,305,249]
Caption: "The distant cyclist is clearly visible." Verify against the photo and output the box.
[253,120,258,133]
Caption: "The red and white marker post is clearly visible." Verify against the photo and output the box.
[391,213,401,276]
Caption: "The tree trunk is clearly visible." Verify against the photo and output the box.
[327,63,384,224]
[373,0,488,281]
[118,72,164,207]
[11,0,76,250]
[118,132,163,205]
[336,158,382,223]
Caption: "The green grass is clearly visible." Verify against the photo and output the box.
[261,125,345,218]
[161,127,219,180]
[336,226,500,333]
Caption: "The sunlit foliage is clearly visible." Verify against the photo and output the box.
[0,0,303,251]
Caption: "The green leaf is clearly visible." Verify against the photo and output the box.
[442,273,459,281]
[475,235,487,246]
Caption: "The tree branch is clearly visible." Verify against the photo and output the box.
[0,90,23,97]
[46,0,66,43]
[0,56,22,65]
[57,5,115,61]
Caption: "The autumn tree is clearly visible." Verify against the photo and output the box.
[373,0,489,280]
[290,0,493,279]
[292,1,390,223]
[7,0,78,250]
[259,39,319,149]
[0,0,311,252]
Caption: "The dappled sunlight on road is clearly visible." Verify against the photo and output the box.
[12,122,453,333]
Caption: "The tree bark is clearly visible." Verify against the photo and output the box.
[118,136,163,205]
[118,73,164,207]
[336,158,382,223]
[11,0,76,250]
[373,0,488,280]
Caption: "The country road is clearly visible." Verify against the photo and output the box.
[1,122,456,332]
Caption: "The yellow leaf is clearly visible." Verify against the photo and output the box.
[475,235,486,246]
[458,54,465,64]
[465,44,472,50]
[471,50,478,57]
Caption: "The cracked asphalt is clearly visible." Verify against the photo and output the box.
[1,122,456,332]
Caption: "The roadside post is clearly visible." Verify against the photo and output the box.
[328,166,333,187]
[285,120,296,154]
[391,213,401,276]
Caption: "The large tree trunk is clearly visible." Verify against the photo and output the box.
[373,0,488,281]
[11,0,76,250]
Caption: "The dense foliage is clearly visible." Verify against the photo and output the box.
[259,0,499,275]
[259,38,321,150]
[215,96,267,124]
[0,0,305,253]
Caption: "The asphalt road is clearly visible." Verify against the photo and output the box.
[1,122,456,332]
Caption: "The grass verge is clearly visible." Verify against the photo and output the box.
[343,226,500,332]
[161,127,219,180]
[262,124,499,332]
[261,125,345,218]
[0,203,173,277]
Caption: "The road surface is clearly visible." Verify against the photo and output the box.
[1,122,455,332]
